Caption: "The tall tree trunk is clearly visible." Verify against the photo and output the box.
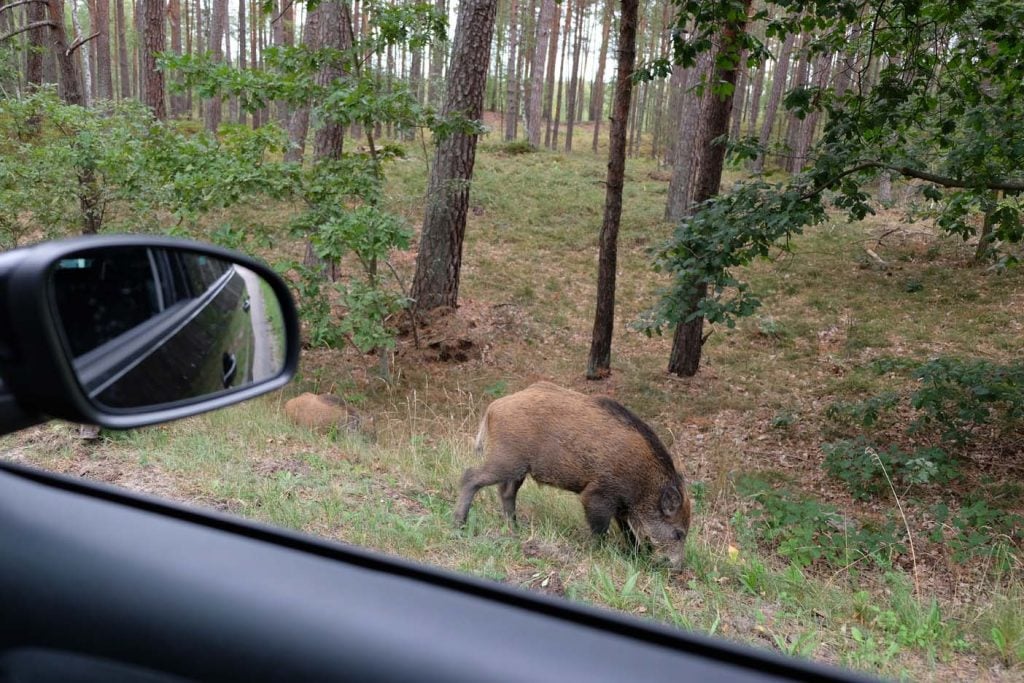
[751,30,794,172]
[91,0,113,99]
[114,0,130,97]
[783,33,810,173]
[312,1,352,161]
[662,64,688,166]
[586,0,638,379]
[526,0,552,146]
[791,49,831,173]
[249,0,259,126]
[410,47,423,103]
[70,0,93,106]
[541,0,558,147]
[428,0,445,107]
[664,49,713,223]
[25,0,47,87]
[745,41,766,133]
[502,0,519,140]
[47,0,102,235]
[833,24,860,98]
[589,0,611,152]
[667,0,751,378]
[203,0,225,132]
[166,0,186,115]
[411,0,498,311]
[284,5,319,163]
[729,53,749,140]
[234,0,244,123]
[47,0,84,104]
[224,0,235,121]
[562,0,583,152]
[549,0,570,149]
[141,0,166,118]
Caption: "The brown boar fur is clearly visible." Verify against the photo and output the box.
[284,393,373,438]
[454,382,691,567]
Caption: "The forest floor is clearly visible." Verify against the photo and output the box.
[4,122,1024,681]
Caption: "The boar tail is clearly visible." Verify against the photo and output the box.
[474,411,489,455]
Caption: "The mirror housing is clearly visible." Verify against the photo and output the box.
[0,235,300,430]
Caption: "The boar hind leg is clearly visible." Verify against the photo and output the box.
[455,465,516,527]
[580,485,616,536]
[498,476,526,524]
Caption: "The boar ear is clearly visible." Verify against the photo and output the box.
[659,485,683,517]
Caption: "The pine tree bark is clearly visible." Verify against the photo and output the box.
[791,49,831,172]
[428,0,445,107]
[502,0,519,140]
[411,0,498,311]
[562,0,583,152]
[114,0,130,97]
[89,0,113,99]
[234,0,244,123]
[729,53,749,139]
[166,0,187,115]
[783,33,810,173]
[667,0,752,377]
[745,41,766,132]
[549,0,570,149]
[203,0,225,132]
[141,0,166,118]
[284,5,319,163]
[47,0,85,105]
[664,49,713,223]
[751,30,794,172]
[25,0,47,86]
[589,0,611,152]
[541,0,559,147]
[312,0,353,161]
[526,0,552,146]
[586,0,638,379]
[410,48,423,102]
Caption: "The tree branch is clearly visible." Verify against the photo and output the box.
[893,166,1024,192]
[0,0,49,14]
[0,19,57,42]
[798,161,1024,202]
[67,30,99,55]
[270,0,294,25]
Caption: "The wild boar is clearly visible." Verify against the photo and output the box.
[454,382,692,568]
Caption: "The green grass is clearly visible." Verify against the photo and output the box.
[5,132,1024,681]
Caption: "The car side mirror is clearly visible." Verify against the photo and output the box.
[0,236,299,430]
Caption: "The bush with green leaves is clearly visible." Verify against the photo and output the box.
[735,477,906,570]
[0,89,289,246]
[823,356,1024,497]
[930,500,1024,564]
[822,438,960,501]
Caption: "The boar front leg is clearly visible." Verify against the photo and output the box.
[616,512,640,549]
[580,484,617,536]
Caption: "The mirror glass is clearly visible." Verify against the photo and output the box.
[49,246,287,411]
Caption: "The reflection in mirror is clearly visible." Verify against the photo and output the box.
[50,246,286,411]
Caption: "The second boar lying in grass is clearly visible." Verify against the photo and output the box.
[454,382,692,568]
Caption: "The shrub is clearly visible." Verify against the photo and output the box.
[822,438,960,500]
